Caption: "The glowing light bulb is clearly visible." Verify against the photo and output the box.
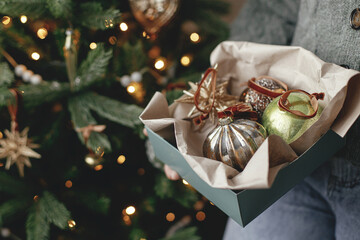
[180,55,191,66]
[190,32,200,43]
[117,155,126,164]
[20,15,27,23]
[166,212,175,222]
[94,165,103,171]
[65,180,73,188]
[31,52,40,60]
[123,215,131,225]
[68,220,76,228]
[125,206,136,215]
[33,195,39,202]
[109,36,117,45]
[37,28,48,39]
[182,179,189,185]
[154,58,166,70]
[196,211,206,221]
[89,42,97,49]
[2,16,11,25]
[119,22,128,31]
[0,131,3,139]
[142,31,147,37]
[127,85,136,93]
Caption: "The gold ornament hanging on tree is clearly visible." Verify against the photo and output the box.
[76,124,106,169]
[0,90,41,177]
[129,0,180,35]
[175,66,239,125]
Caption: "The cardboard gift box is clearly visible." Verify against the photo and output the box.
[140,41,360,227]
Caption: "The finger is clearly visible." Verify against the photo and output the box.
[143,128,148,136]
[164,164,180,181]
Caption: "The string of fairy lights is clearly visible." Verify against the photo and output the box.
[1,13,209,237]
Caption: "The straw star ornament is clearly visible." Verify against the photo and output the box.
[176,66,239,125]
[0,121,41,177]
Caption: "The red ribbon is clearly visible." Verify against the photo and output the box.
[192,67,217,126]
[278,89,324,118]
[248,76,288,98]
[8,89,21,131]
[217,103,258,121]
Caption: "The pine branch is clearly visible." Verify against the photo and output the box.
[26,204,50,240]
[154,174,198,208]
[68,95,112,152]
[26,191,70,240]
[82,92,143,129]
[77,44,113,90]
[78,2,121,30]
[0,198,32,226]
[0,82,69,109]
[160,227,201,240]
[46,0,72,19]
[20,81,71,109]
[129,228,146,240]
[0,62,15,88]
[3,27,37,55]
[0,0,47,18]
[120,41,147,73]
[195,11,229,38]
[40,191,70,229]
[75,191,110,215]
[0,172,29,196]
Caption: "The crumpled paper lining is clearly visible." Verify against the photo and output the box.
[140,41,360,190]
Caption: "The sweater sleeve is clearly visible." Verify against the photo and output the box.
[230,0,301,45]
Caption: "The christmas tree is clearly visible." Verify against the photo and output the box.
[0,1,230,239]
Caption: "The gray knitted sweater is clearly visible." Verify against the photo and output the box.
[230,0,360,166]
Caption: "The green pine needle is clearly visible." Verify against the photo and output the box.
[0,62,14,88]
[120,41,147,73]
[46,0,72,18]
[0,0,47,18]
[0,172,29,196]
[20,82,71,108]
[79,2,121,30]
[77,44,113,89]
[154,174,198,208]
[82,92,143,129]
[68,94,112,152]
[40,191,71,229]
[160,227,201,240]
[75,191,111,215]
[26,204,50,240]
[0,198,32,226]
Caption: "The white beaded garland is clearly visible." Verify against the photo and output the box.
[120,75,131,87]
[30,74,42,85]
[14,64,27,77]
[22,70,34,82]
[131,71,142,83]
[0,228,11,237]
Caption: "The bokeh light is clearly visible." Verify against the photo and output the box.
[190,32,200,43]
[89,42,97,49]
[31,52,40,60]
[117,155,126,164]
[125,206,136,215]
[37,28,48,39]
[119,22,128,31]
[166,212,175,222]
[20,15,27,23]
